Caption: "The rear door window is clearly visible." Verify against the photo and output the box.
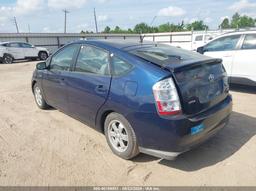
[74,45,110,76]
[195,35,203,41]
[111,56,133,76]
[204,35,241,52]
[9,43,21,48]
[242,34,256,50]
[21,43,33,48]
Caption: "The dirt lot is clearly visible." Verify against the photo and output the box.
[0,61,255,186]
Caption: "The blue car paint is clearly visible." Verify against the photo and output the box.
[32,40,232,157]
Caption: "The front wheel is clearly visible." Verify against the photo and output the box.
[38,51,48,60]
[104,113,139,160]
[33,83,50,109]
[3,54,13,64]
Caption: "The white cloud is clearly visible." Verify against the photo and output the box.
[48,0,88,9]
[0,16,8,26]
[204,17,212,23]
[220,16,229,22]
[158,6,186,17]
[0,0,44,16]
[189,17,198,23]
[96,0,109,3]
[229,0,256,11]
[15,0,45,15]
[75,24,88,31]
[98,15,109,22]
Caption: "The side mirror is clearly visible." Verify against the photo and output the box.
[36,62,47,70]
[197,46,205,54]
[31,45,35,48]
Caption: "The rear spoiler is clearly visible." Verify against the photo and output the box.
[170,58,223,73]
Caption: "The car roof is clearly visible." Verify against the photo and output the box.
[0,41,29,44]
[221,30,256,37]
[75,40,157,51]
[204,30,256,45]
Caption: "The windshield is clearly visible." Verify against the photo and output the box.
[130,44,205,65]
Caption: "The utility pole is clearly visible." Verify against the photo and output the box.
[94,8,98,33]
[63,9,69,33]
[28,24,31,33]
[150,16,157,27]
[13,17,19,33]
[150,16,157,33]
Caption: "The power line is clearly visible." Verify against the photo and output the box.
[63,9,70,33]
[13,17,19,33]
[94,8,98,33]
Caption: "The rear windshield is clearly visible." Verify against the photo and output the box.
[130,44,205,65]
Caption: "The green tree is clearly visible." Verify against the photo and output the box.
[103,26,111,33]
[113,26,122,33]
[186,20,208,31]
[219,18,230,29]
[230,12,256,28]
[230,12,241,28]
[127,28,133,33]
[133,22,153,33]
[158,23,172,32]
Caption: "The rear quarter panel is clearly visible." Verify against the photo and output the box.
[95,50,170,138]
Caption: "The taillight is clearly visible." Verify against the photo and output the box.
[152,77,181,115]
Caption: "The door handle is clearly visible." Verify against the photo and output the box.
[95,85,107,94]
[59,78,66,85]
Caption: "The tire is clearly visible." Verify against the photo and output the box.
[31,57,38,61]
[104,112,139,160]
[33,83,50,109]
[3,54,13,64]
[38,51,48,60]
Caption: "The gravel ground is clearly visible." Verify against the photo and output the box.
[0,61,255,186]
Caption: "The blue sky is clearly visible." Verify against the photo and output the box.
[0,0,256,33]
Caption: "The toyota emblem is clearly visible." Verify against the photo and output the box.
[208,74,215,82]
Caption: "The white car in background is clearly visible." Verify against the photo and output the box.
[0,42,49,64]
[197,31,256,86]
[191,33,214,51]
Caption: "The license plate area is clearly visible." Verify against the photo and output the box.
[191,124,205,135]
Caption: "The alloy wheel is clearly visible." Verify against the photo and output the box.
[108,120,129,153]
[34,86,43,106]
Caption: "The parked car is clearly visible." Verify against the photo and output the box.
[191,33,214,51]
[0,42,49,64]
[32,40,232,160]
[197,31,256,86]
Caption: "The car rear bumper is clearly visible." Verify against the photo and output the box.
[139,115,230,160]
[139,147,181,160]
[130,95,232,159]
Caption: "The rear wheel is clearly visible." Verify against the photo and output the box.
[3,54,13,64]
[38,51,48,60]
[33,83,49,109]
[104,113,139,160]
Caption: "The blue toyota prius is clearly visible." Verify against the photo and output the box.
[32,40,232,160]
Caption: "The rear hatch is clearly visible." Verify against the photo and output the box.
[129,44,229,115]
[170,59,229,115]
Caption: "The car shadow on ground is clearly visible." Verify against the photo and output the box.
[134,112,256,171]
